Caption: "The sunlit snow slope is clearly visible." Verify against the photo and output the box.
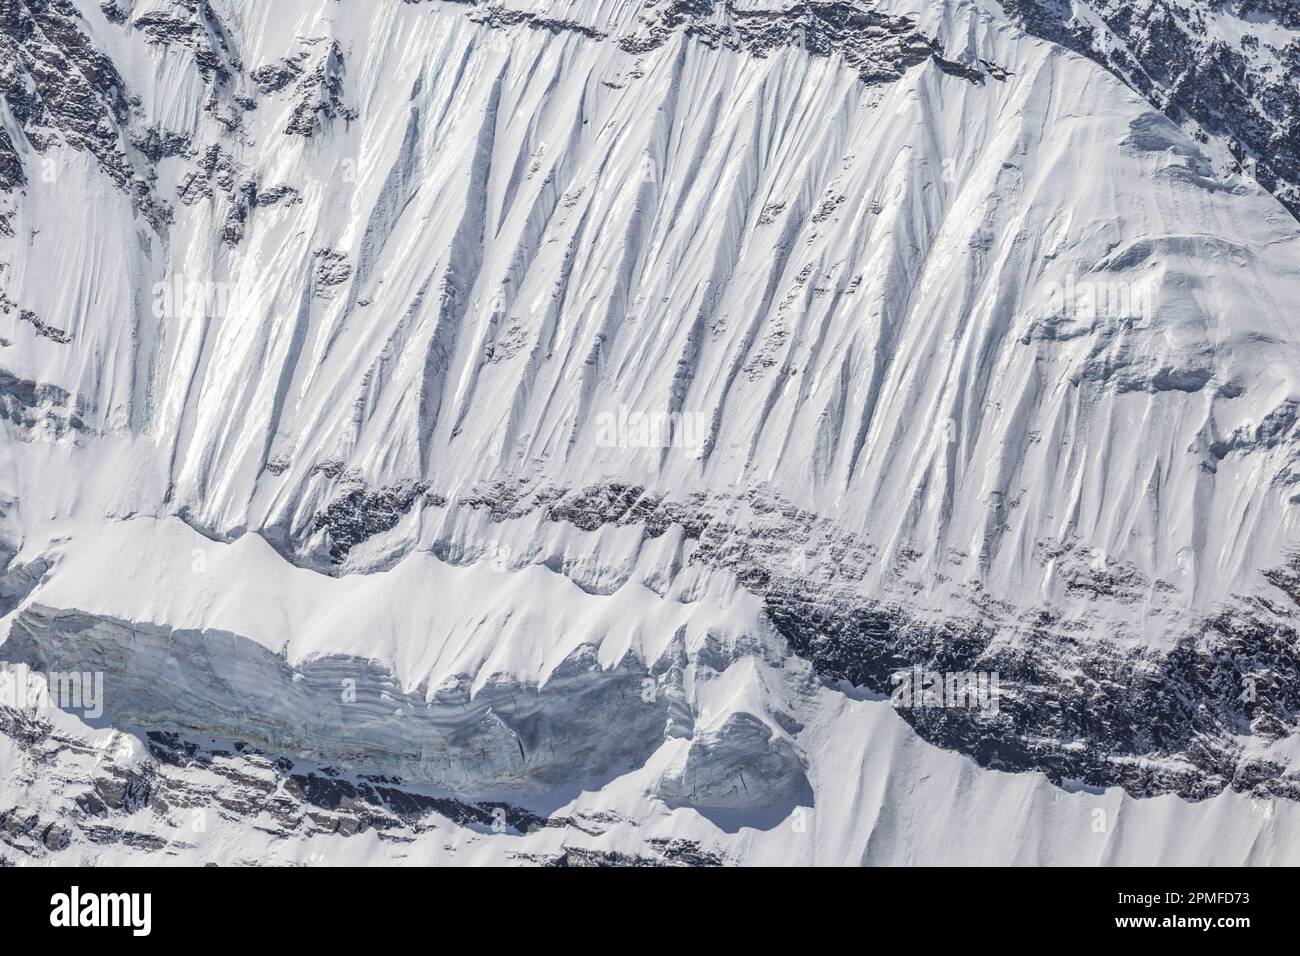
[2,0,1300,864]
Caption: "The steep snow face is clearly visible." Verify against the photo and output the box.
[1,0,1300,864]
[1001,0,1300,216]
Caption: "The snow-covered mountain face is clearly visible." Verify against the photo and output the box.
[2,0,1300,865]
[1004,0,1300,217]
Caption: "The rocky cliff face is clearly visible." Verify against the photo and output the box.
[1,0,1299,865]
